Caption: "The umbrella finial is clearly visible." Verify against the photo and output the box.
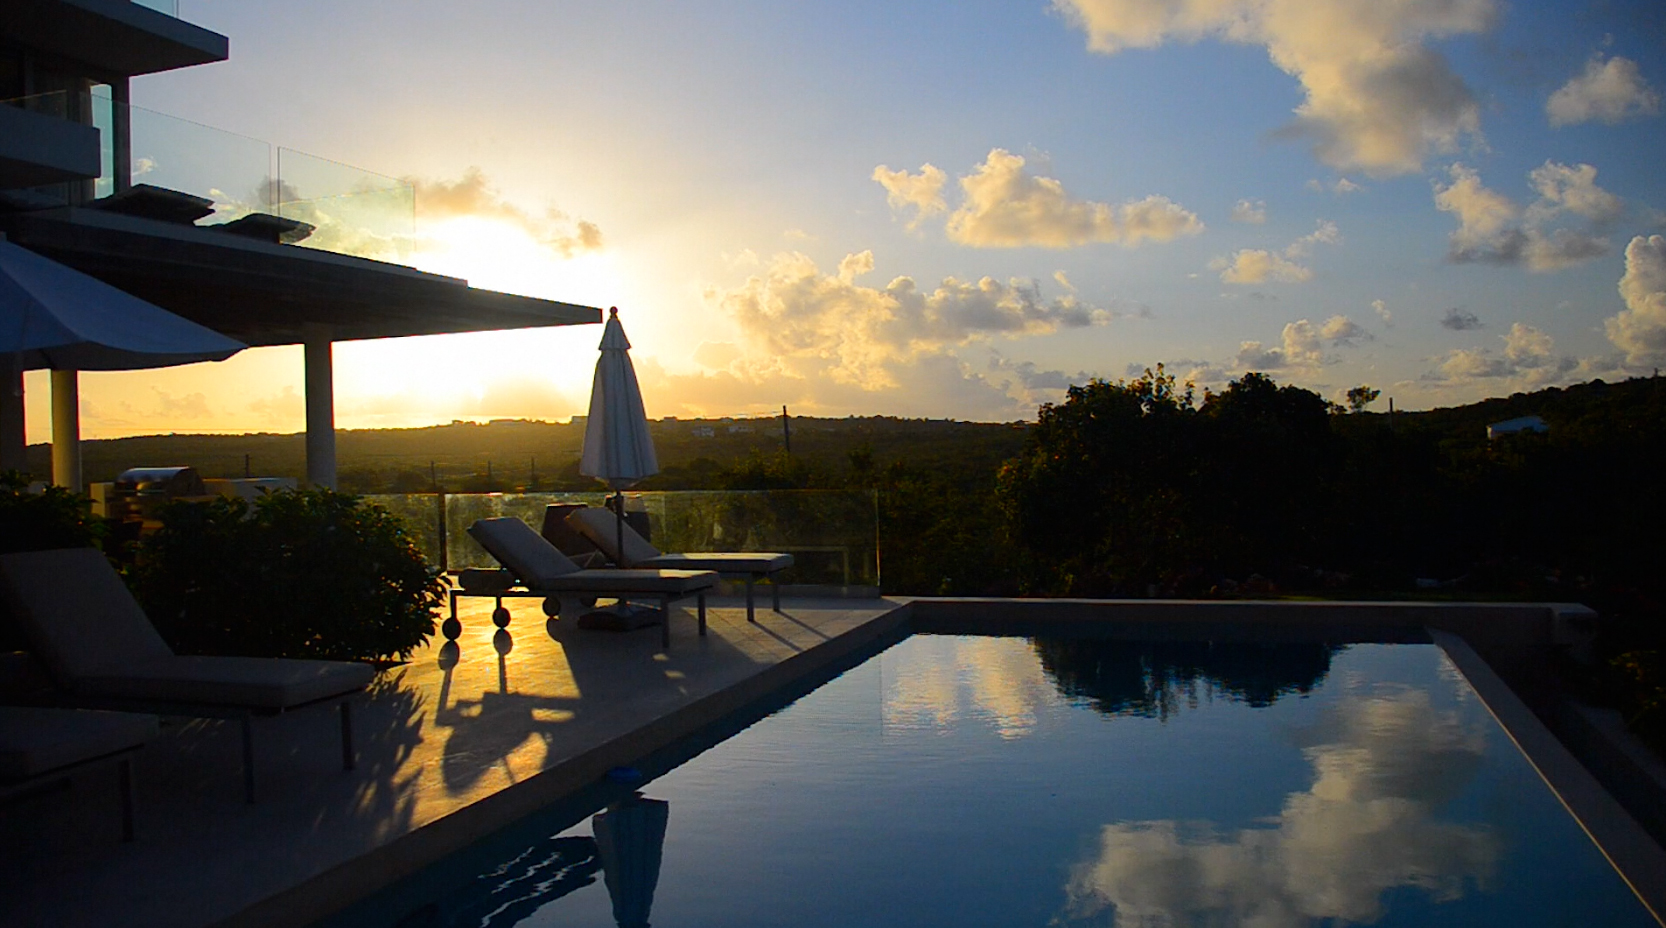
[609,306,620,318]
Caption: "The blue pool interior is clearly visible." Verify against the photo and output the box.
[326,631,1659,927]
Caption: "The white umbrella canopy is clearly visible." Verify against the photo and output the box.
[579,308,659,565]
[579,307,658,489]
[0,238,244,370]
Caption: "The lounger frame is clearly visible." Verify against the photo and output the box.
[446,587,708,649]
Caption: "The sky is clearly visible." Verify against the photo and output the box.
[24,0,1666,440]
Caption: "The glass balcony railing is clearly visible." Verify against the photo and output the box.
[362,490,883,590]
[132,0,181,17]
[79,88,415,262]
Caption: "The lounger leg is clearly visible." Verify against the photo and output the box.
[772,575,781,613]
[340,700,356,771]
[118,756,136,842]
[241,717,256,804]
[661,596,671,649]
[745,577,756,623]
[698,593,707,636]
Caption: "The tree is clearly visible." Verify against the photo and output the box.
[1346,385,1381,413]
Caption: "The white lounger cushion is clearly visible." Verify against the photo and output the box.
[467,518,717,594]
[567,508,794,573]
[0,707,158,780]
[0,548,374,710]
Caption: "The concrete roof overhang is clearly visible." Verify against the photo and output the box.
[0,0,228,78]
[3,207,601,347]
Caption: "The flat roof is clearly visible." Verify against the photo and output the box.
[0,0,227,78]
[4,207,600,346]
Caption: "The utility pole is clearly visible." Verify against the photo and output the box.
[529,454,537,489]
[782,405,791,454]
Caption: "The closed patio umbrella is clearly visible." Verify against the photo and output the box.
[579,307,658,562]
[593,794,670,928]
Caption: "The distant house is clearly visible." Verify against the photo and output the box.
[690,426,714,438]
[727,424,754,434]
[1487,415,1548,440]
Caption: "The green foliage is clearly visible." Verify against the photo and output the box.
[0,471,106,554]
[131,488,444,662]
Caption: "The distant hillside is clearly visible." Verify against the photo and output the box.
[23,415,1031,492]
[23,375,1661,491]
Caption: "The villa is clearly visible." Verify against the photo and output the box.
[3,4,1665,928]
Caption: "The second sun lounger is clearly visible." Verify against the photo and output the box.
[463,517,719,649]
[0,547,374,804]
[566,506,794,623]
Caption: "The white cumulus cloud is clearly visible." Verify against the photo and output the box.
[1218,249,1314,284]
[930,149,1204,248]
[1434,162,1619,271]
[1547,56,1662,128]
[1606,234,1666,366]
[1053,0,1494,176]
[1232,198,1268,223]
[872,163,949,229]
[1429,323,1578,387]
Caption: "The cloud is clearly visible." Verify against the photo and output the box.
[707,249,1115,390]
[1606,234,1666,366]
[880,149,1204,248]
[692,341,742,370]
[1320,314,1368,344]
[1429,323,1578,386]
[1526,161,1624,224]
[872,163,949,229]
[1547,56,1662,127]
[1435,162,1618,271]
[1235,315,1366,370]
[1062,687,1497,928]
[1232,199,1267,223]
[1215,220,1338,283]
[1307,177,1363,195]
[1440,309,1483,331]
[404,167,604,258]
[150,389,213,420]
[1372,298,1393,326]
[1217,249,1313,284]
[1054,0,1493,176]
[1285,219,1341,258]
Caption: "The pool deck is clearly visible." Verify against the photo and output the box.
[4,595,1665,927]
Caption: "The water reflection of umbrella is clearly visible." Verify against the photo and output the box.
[592,794,669,928]
[578,307,658,562]
[0,238,243,369]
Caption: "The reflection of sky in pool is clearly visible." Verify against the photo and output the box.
[395,637,1659,927]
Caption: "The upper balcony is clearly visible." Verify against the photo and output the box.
[0,0,227,78]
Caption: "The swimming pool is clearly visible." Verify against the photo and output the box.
[335,633,1659,927]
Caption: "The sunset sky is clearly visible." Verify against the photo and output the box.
[25,0,1666,440]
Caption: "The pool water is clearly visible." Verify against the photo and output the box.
[359,635,1659,927]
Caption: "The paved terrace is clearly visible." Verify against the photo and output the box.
[0,593,908,928]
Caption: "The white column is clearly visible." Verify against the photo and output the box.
[50,369,81,491]
[304,325,336,489]
[0,357,25,473]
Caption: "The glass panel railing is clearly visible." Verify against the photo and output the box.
[78,92,412,262]
[275,147,415,263]
[132,0,181,17]
[363,490,882,589]
[1,90,70,119]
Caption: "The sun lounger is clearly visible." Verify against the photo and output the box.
[463,517,719,649]
[0,548,374,803]
[0,707,158,840]
[566,506,794,623]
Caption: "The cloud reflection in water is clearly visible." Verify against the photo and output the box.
[1062,686,1499,927]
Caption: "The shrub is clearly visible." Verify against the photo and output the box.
[0,471,105,554]
[131,488,443,662]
